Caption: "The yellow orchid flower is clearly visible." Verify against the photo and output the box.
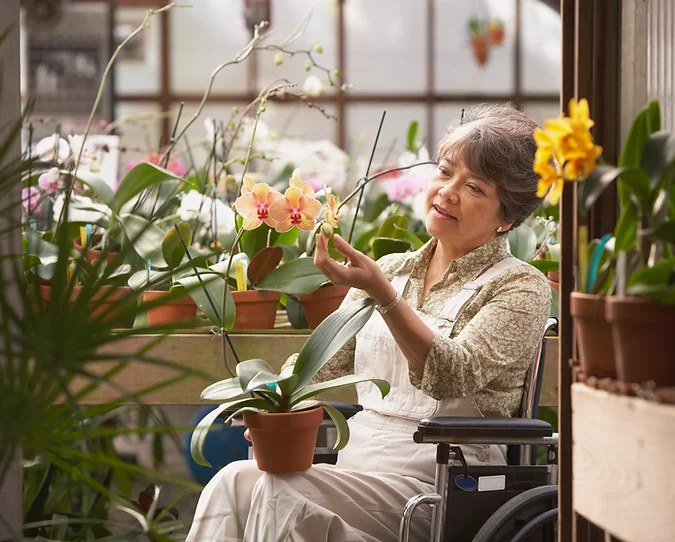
[535,161,564,205]
[240,176,256,195]
[289,168,316,197]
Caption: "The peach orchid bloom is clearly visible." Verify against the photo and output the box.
[234,182,282,230]
[289,169,316,197]
[240,176,256,195]
[268,186,322,233]
[324,191,342,229]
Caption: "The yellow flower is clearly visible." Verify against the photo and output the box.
[535,161,564,205]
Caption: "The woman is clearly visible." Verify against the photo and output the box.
[187,104,552,542]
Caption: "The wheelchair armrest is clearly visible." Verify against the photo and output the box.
[413,417,555,446]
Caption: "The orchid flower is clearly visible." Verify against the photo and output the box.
[37,167,63,193]
[289,168,316,197]
[234,182,282,230]
[22,186,40,213]
[240,176,256,195]
[268,186,322,233]
[323,190,342,229]
[34,134,71,164]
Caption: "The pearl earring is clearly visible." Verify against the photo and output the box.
[496,226,503,233]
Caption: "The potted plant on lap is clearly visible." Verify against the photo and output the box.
[190,297,389,473]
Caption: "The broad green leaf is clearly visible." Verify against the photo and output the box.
[236,359,278,393]
[113,162,192,215]
[255,257,329,295]
[293,298,376,389]
[247,246,283,284]
[393,224,424,250]
[286,295,308,329]
[626,283,675,304]
[528,260,559,273]
[407,120,419,153]
[23,253,42,272]
[364,193,391,223]
[651,187,671,226]
[506,223,537,262]
[614,200,639,252]
[371,237,410,260]
[290,374,390,405]
[119,214,166,268]
[175,272,235,328]
[273,228,300,247]
[77,174,115,208]
[240,223,271,261]
[581,165,649,215]
[200,377,244,401]
[378,215,409,239]
[161,222,192,269]
[209,253,249,280]
[322,403,350,450]
[640,130,675,190]
[649,222,675,244]
[353,225,379,253]
[627,258,675,288]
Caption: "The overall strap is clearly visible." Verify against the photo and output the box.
[438,256,525,323]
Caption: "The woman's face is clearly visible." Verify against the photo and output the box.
[424,148,512,254]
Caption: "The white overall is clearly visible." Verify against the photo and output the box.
[186,256,525,542]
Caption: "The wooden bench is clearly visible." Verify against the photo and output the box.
[74,331,560,407]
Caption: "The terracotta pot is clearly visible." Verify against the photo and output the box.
[73,236,120,265]
[297,285,351,329]
[606,296,675,386]
[71,285,136,328]
[488,26,505,45]
[472,37,489,66]
[231,290,280,330]
[243,407,324,473]
[547,270,560,293]
[570,292,616,379]
[143,290,197,326]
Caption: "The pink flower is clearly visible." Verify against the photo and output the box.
[22,186,41,213]
[268,186,322,233]
[127,152,187,178]
[234,182,282,230]
[38,167,63,193]
[385,173,426,203]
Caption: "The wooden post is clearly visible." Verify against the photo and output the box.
[0,1,23,540]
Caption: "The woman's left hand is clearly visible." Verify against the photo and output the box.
[314,233,394,304]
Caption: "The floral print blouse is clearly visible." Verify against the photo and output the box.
[290,235,552,418]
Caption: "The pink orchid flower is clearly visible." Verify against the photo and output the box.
[269,186,322,233]
[37,167,63,193]
[234,182,282,230]
[240,176,256,195]
[22,186,41,213]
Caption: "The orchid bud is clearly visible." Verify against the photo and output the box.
[274,52,284,65]
[89,156,101,173]
[320,223,334,239]
[305,61,312,71]
[314,44,324,54]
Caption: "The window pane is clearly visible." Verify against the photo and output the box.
[521,0,561,93]
[345,0,427,93]
[258,1,338,95]
[434,0,516,93]
[347,104,427,167]
[116,101,162,171]
[114,8,161,94]
[522,101,561,126]
[169,1,249,94]
[262,101,338,142]
[433,103,479,149]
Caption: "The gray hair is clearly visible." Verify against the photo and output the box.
[437,103,543,230]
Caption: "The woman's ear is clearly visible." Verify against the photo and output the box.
[498,221,515,233]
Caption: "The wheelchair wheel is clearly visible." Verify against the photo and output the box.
[471,485,558,542]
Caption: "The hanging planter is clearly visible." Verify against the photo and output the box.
[487,19,505,45]
[297,284,350,329]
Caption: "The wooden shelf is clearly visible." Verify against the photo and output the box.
[572,383,675,541]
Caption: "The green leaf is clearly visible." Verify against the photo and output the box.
[392,224,424,250]
[175,272,234,328]
[118,214,166,268]
[529,260,559,273]
[273,228,300,247]
[407,120,419,153]
[293,298,376,389]
[286,295,308,329]
[113,162,192,215]
[371,237,410,260]
[23,253,41,272]
[161,222,192,269]
[353,225,379,253]
[200,377,244,401]
[364,193,392,223]
[240,223,271,261]
[247,246,283,285]
[77,174,115,208]
[255,257,329,295]
[290,374,390,405]
[581,165,650,215]
[626,283,675,304]
[620,100,661,169]
[614,200,639,252]
[208,253,249,281]
[236,359,279,393]
[627,258,675,288]
[378,215,409,239]
[649,222,675,244]
[507,223,537,262]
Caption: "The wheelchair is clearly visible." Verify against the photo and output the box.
[315,317,559,542]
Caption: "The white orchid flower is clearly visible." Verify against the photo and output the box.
[52,194,111,225]
[178,190,236,236]
[302,75,325,97]
[34,134,71,164]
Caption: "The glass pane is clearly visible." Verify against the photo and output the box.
[116,101,162,171]
[114,8,161,94]
[345,0,427,93]
[434,0,516,93]
[521,0,561,93]
[262,101,338,142]
[522,101,561,126]
[257,0,338,96]
[170,1,249,94]
[433,103,479,150]
[347,104,427,170]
